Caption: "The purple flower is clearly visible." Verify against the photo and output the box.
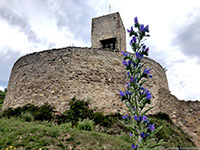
[133,107,136,111]
[139,116,143,121]
[127,72,130,77]
[130,76,134,82]
[125,90,132,96]
[148,124,155,131]
[144,25,149,32]
[140,132,149,138]
[134,17,138,24]
[136,52,143,59]
[140,132,145,138]
[143,68,151,75]
[142,115,148,122]
[130,76,137,83]
[126,82,130,88]
[128,60,132,65]
[121,51,129,56]
[145,47,149,53]
[145,90,151,100]
[134,115,143,121]
[122,114,128,119]
[123,60,128,66]
[127,26,134,33]
[132,144,138,149]
[132,62,136,68]
[129,132,133,136]
[140,24,145,32]
[142,45,146,51]
[140,87,145,91]
[145,133,149,137]
[119,90,125,97]
[134,115,138,121]
[130,36,137,45]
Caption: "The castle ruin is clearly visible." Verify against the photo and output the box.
[2,12,200,146]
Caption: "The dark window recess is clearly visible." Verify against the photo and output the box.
[100,38,116,49]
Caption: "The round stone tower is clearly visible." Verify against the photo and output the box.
[2,12,169,115]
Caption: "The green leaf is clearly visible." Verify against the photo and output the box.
[123,124,137,133]
[139,80,147,86]
[151,126,163,136]
[141,106,155,116]
[149,139,165,149]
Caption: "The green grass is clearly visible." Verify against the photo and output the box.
[0,117,132,150]
[0,114,196,150]
[0,98,196,149]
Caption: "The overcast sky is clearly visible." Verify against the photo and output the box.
[0,0,200,100]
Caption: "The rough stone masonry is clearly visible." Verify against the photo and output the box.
[2,12,200,146]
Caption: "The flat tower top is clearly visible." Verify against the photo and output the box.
[91,12,126,51]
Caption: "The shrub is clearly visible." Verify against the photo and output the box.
[65,97,94,126]
[93,112,114,127]
[0,104,54,121]
[77,118,94,131]
[149,112,172,123]
[33,105,54,121]
[20,112,34,122]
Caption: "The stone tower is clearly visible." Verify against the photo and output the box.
[91,12,126,51]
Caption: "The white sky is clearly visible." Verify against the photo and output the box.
[0,0,200,100]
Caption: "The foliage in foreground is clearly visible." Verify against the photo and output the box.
[120,17,163,149]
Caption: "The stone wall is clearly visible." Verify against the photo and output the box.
[158,88,200,146]
[2,47,167,115]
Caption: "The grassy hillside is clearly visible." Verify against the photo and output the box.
[0,118,133,150]
[0,98,196,149]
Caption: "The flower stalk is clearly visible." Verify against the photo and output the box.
[120,17,163,149]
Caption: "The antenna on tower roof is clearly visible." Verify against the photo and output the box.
[109,4,111,14]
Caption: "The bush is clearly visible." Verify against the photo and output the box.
[77,118,94,131]
[20,112,34,122]
[65,97,94,126]
[62,98,120,127]
[149,112,172,123]
[0,104,54,121]
[33,105,54,121]
[0,98,119,128]
[93,112,114,127]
